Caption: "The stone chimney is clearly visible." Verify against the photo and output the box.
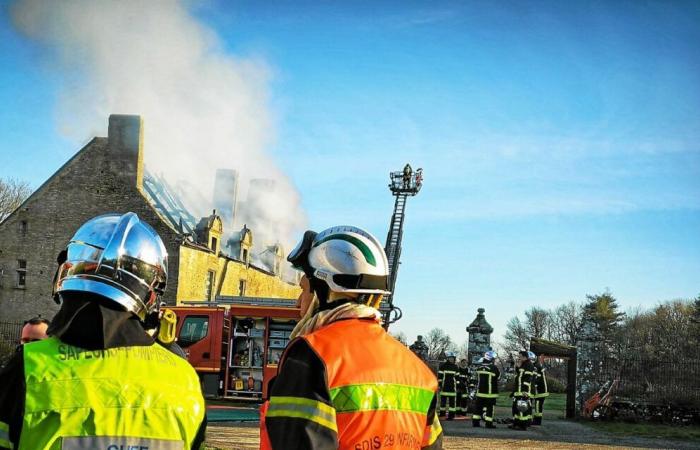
[213,169,239,230]
[107,114,144,191]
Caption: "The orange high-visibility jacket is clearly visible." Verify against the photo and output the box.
[262,318,443,450]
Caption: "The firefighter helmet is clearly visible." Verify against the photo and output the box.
[484,350,497,362]
[54,212,168,321]
[515,398,530,413]
[288,225,390,295]
[527,351,537,362]
[445,351,456,359]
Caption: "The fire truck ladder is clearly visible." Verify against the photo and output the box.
[381,165,423,328]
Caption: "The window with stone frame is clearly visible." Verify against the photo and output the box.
[204,270,215,301]
[238,279,246,297]
[17,259,27,288]
[19,220,28,237]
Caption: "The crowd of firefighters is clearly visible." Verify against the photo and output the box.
[410,337,550,431]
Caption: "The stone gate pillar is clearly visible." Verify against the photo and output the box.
[466,308,494,364]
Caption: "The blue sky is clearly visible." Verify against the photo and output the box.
[1,0,699,346]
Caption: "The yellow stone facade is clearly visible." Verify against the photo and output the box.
[175,244,300,303]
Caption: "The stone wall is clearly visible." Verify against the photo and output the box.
[0,115,182,322]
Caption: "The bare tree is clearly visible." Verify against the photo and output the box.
[503,317,529,354]
[391,331,408,346]
[525,307,551,339]
[457,340,469,362]
[424,328,455,360]
[0,177,31,222]
[551,301,584,345]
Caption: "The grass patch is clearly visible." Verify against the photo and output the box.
[495,393,566,412]
[585,421,700,442]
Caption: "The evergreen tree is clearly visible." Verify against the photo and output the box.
[582,290,625,355]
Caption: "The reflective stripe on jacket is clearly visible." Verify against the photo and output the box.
[534,365,549,398]
[264,318,442,450]
[437,361,459,393]
[20,337,205,450]
[475,363,500,398]
[513,361,535,397]
[456,367,469,393]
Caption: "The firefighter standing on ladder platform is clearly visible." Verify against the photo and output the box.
[438,352,459,420]
[532,353,549,425]
[472,351,500,428]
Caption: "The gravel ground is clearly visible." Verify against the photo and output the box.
[205,418,700,450]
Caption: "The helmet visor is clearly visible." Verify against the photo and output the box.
[332,273,388,291]
[287,230,317,273]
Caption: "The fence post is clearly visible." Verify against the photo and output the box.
[567,349,577,419]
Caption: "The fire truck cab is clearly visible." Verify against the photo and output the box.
[171,298,300,400]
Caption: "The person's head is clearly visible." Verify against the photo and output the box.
[53,212,168,322]
[21,317,49,344]
[459,358,468,368]
[287,225,390,312]
[518,350,529,365]
[416,335,423,342]
[445,351,456,363]
[527,351,537,363]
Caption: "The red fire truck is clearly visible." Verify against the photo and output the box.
[171,297,301,400]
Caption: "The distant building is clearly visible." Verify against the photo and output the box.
[0,115,299,323]
[466,308,494,364]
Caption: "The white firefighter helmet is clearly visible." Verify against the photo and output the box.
[484,350,497,362]
[527,351,537,362]
[289,225,390,295]
[445,351,456,359]
[54,212,168,321]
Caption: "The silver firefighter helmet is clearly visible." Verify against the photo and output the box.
[54,212,168,321]
[515,398,530,413]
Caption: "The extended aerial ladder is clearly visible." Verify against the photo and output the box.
[381,164,423,328]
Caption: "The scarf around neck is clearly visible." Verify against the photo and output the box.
[290,296,382,339]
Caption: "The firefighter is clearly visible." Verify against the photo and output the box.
[0,212,206,449]
[403,163,413,188]
[509,350,535,430]
[261,226,442,450]
[532,354,549,425]
[456,358,470,416]
[438,351,459,420]
[472,351,500,428]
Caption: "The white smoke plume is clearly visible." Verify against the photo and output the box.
[11,0,307,264]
